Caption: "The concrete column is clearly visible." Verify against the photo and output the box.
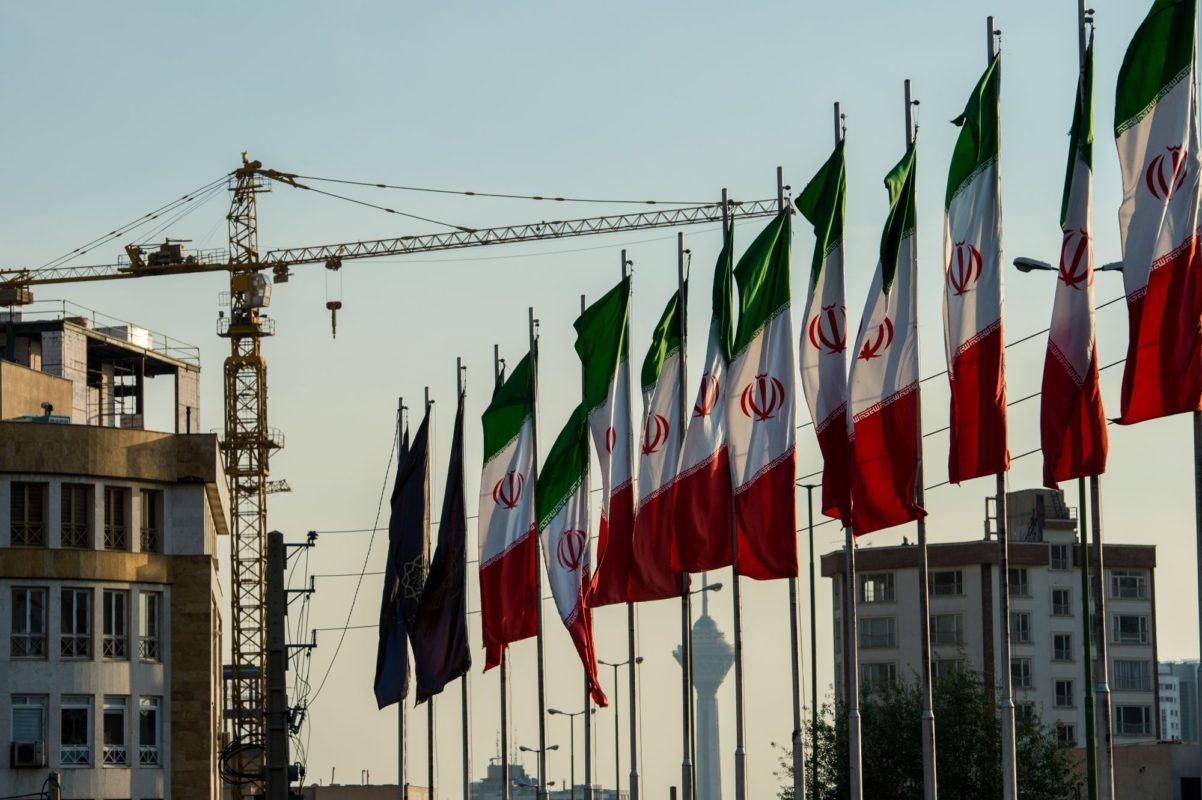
[175,366,200,434]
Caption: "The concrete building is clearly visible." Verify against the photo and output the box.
[1162,667,1184,742]
[1164,660,1201,743]
[821,488,1160,747]
[0,307,226,799]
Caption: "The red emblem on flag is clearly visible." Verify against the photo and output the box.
[1058,227,1091,290]
[808,304,847,355]
[1145,145,1189,201]
[947,241,982,296]
[641,414,670,454]
[857,317,895,361]
[604,426,617,454]
[556,528,588,571]
[739,374,786,421]
[491,471,525,509]
[693,374,720,417]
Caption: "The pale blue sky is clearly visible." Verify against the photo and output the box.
[1,2,1191,797]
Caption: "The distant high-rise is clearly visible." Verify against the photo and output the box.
[675,583,734,800]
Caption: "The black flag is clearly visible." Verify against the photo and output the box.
[373,410,430,708]
[412,389,472,702]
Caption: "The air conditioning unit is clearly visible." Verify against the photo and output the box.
[10,740,45,768]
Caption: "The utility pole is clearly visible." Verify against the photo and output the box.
[265,530,290,800]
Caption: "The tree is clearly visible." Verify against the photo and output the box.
[776,667,1080,800]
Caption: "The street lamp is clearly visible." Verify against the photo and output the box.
[519,744,559,792]
[549,707,597,800]
[1013,256,1123,273]
[598,656,644,798]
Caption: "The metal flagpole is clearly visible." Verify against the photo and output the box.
[424,386,436,800]
[985,17,1018,800]
[804,484,819,800]
[495,345,511,800]
[723,186,750,800]
[398,395,408,800]
[621,249,641,800]
[903,77,938,800]
[1194,411,1202,798]
[579,294,595,800]
[530,307,549,800]
[458,359,472,800]
[677,231,695,800]
[1090,476,1115,800]
[1077,478,1098,800]
[844,521,862,800]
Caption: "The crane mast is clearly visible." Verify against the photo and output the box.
[222,156,280,794]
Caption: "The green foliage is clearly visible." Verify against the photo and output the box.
[777,667,1080,800]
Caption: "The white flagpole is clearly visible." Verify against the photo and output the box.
[494,346,511,800]
[1090,476,1115,799]
[620,249,642,800]
[677,231,695,800]
[984,16,1018,800]
[529,307,549,800]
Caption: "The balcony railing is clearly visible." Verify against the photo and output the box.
[10,634,46,658]
[104,524,127,550]
[139,637,160,661]
[61,523,89,549]
[140,526,159,553]
[60,745,91,766]
[103,635,128,659]
[139,745,160,766]
[102,745,127,766]
[60,634,91,659]
[10,523,45,547]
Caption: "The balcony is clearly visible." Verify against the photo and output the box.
[60,745,91,766]
[139,745,160,766]
[102,744,127,766]
[10,634,46,658]
[103,635,128,659]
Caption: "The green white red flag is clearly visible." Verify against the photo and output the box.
[725,211,798,580]
[1114,0,1202,424]
[848,144,927,535]
[631,286,687,600]
[477,353,540,670]
[674,227,736,573]
[943,53,1010,483]
[575,278,638,606]
[797,139,852,523]
[535,404,608,706]
[1041,40,1108,487]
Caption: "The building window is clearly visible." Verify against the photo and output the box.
[1110,570,1148,600]
[861,573,895,604]
[933,658,964,683]
[1114,660,1152,691]
[103,590,128,659]
[1050,543,1071,570]
[102,697,127,766]
[1051,588,1072,617]
[1112,614,1149,645]
[139,592,161,661]
[1056,723,1077,746]
[861,662,896,692]
[1016,702,1036,721]
[60,696,92,766]
[10,587,47,658]
[104,486,127,550]
[1053,633,1073,662]
[1116,705,1152,736]
[140,490,162,553]
[1055,679,1074,708]
[11,695,46,746]
[931,613,965,646]
[61,484,92,549]
[10,481,47,547]
[139,697,160,767]
[1011,658,1032,689]
[860,617,896,649]
[930,570,963,597]
[1010,611,1031,644]
[1008,568,1030,598]
[61,588,92,659]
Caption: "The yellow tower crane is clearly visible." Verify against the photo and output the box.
[0,155,781,797]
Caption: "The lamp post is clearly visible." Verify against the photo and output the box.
[550,707,596,800]
[520,745,559,792]
[1012,257,1122,274]
[598,657,643,798]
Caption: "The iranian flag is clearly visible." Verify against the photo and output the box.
[477,352,540,670]
[674,227,736,573]
[725,211,798,580]
[943,53,1010,483]
[1114,0,1202,424]
[797,139,852,523]
[576,277,637,607]
[536,404,608,706]
[848,144,927,535]
[1042,41,1108,488]
[631,286,687,601]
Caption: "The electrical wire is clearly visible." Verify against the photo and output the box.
[283,173,713,206]
[271,181,473,232]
